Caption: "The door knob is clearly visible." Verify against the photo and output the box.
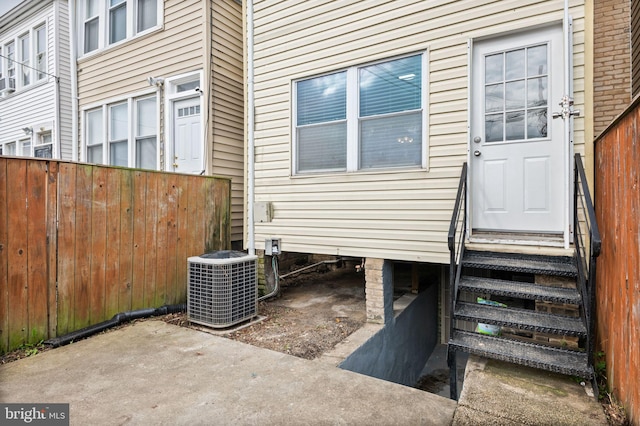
[473,136,482,143]
[474,150,481,157]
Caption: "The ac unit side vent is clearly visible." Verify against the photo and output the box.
[187,252,258,328]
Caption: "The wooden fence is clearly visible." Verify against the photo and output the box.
[595,97,640,425]
[0,158,231,354]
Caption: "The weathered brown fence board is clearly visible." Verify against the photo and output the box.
[595,98,640,425]
[0,158,8,352]
[0,158,231,353]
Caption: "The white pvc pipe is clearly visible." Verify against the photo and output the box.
[69,0,79,161]
[247,0,255,256]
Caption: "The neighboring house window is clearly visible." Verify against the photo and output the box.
[85,95,158,169]
[34,131,53,158]
[294,53,425,174]
[18,33,30,87]
[35,25,47,81]
[20,138,31,156]
[81,0,162,55]
[1,23,47,94]
[6,42,15,90]
[4,142,16,155]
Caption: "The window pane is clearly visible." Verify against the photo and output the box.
[527,45,547,76]
[527,108,548,138]
[485,113,503,142]
[85,18,99,53]
[505,111,525,140]
[34,145,52,158]
[87,109,102,144]
[5,142,16,155]
[21,139,31,156]
[136,136,156,169]
[505,80,525,109]
[297,122,346,172]
[110,140,127,166]
[19,35,29,86]
[36,26,46,79]
[297,72,346,125]
[505,49,525,80]
[109,2,127,44]
[360,111,421,169]
[527,76,547,108]
[86,0,99,18]
[87,145,102,163]
[137,97,156,136]
[110,103,128,141]
[176,80,199,92]
[485,53,503,84]
[485,83,503,113]
[137,0,157,32]
[359,55,421,117]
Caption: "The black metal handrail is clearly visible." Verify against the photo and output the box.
[573,153,601,374]
[447,162,467,400]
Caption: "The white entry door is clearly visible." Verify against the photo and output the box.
[471,26,565,234]
[172,97,202,174]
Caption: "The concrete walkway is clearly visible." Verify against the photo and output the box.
[0,320,456,425]
[453,356,608,425]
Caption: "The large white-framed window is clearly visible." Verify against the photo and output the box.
[85,94,158,169]
[79,0,163,55]
[293,53,427,174]
[1,23,48,94]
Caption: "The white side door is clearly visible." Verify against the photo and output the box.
[471,26,565,234]
[172,97,202,174]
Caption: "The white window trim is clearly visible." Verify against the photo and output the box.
[82,90,159,169]
[163,70,204,173]
[291,51,429,176]
[78,0,164,59]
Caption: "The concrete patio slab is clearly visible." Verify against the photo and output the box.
[0,320,456,426]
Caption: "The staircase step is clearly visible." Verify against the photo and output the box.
[459,276,581,304]
[448,330,592,378]
[454,301,586,336]
[462,250,577,277]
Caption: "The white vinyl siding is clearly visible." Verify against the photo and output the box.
[0,2,71,161]
[252,0,587,262]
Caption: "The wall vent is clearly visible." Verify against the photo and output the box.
[187,250,258,328]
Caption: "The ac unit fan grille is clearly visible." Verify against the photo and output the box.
[187,254,257,328]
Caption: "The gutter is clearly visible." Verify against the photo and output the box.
[68,0,79,161]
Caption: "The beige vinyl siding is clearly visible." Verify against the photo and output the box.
[211,0,243,243]
[252,0,587,263]
[76,0,204,106]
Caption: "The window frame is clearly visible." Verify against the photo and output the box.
[1,22,48,95]
[79,0,163,57]
[84,93,159,170]
[292,52,428,176]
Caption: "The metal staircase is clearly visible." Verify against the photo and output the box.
[447,155,601,400]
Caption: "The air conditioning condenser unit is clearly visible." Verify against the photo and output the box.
[187,250,258,328]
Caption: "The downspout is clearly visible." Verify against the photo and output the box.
[68,0,79,161]
[247,0,255,256]
[54,0,61,158]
